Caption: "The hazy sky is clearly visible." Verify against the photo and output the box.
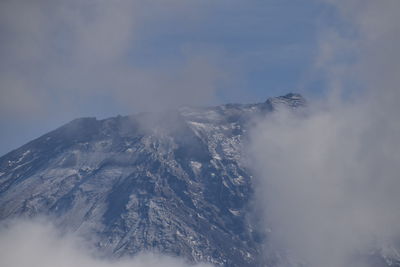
[0,0,334,155]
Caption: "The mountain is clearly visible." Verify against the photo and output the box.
[0,94,306,266]
[2,93,396,267]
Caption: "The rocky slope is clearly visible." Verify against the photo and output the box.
[0,93,306,266]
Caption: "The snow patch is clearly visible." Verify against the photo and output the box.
[233,176,245,185]
[229,209,240,216]
[16,150,31,164]
[190,161,203,176]
[212,154,221,160]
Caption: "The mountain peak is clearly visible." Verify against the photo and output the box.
[266,92,304,102]
[265,93,306,110]
[0,93,307,267]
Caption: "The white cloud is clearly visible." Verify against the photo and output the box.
[248,1,400,266]
[0,218,213,267]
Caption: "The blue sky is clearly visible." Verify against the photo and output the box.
[0,0,337,155]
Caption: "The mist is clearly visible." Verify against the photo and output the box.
[0,0,230,156]
[0,218,213,267]
[0,0,328,156]
[248,1,400,266]
[0,0,225,116]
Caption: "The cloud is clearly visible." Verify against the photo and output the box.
[248,1,400,266]
[0,0,226,120]
[0,0,327,155]
[0,218,213,267]
[0,0,235,155]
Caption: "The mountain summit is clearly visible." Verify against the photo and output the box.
[0,95,304,266]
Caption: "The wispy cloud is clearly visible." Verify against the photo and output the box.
[0,0,237,156]
[0,0,325,155]
[0,218,213,267]
[0,0,226,119]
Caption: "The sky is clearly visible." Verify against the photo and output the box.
[0,0,333,156]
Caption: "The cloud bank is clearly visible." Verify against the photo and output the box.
[249,1,400,266]
[0,218,212,267]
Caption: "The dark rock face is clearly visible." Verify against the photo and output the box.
[0,94,301,266]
